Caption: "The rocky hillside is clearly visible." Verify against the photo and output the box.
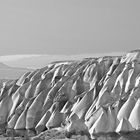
[1,50,140,140]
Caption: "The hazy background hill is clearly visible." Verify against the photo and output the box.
[0,53,124,69]
[0,62,32,79]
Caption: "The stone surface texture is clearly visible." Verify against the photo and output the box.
[1,50,140,139]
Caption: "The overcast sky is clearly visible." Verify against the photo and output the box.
[0,0,140,56]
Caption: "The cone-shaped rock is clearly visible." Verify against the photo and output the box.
[14,98,29,116]
[18,81,31,98]
[96,88,114,108]
[7,114,20,129]
[9,82,31,117]
[30,70,43,81]
[71,97,81,112]
[46,110,65,129]
[9,90,22,118]
[84,97,98,121]
[7,98,35,129]
[27,70,38,81]
[116,118,134,133]
[72,88,95,119]
[14,107,28,130]
[66,113,88,134]
[51,66,63,84]
[130,87,140,99]
[129,98,140,129]
[89,108,108,134]
[107,106,119,132]
[26,90,47,129]
[60,101,73,114]
[72,75,85,96]
[35,111,51,134]
[125,67,139,94]
[85,107,103,129]
[117,96,136,121]
[25,79,40,99]
[16,72,31,86]
[0,94,13,124]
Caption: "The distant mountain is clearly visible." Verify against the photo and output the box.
[0,62,10,69]
[1,52,124,69]
[0,62,32,79]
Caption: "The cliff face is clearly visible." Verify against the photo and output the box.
[1,50,140,139]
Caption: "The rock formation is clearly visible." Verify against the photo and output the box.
[1,50,140,139]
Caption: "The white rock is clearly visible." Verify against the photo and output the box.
[116,118,134,132]
[89,108,108,134]
[117,96,136,121]
[129,98,140,129]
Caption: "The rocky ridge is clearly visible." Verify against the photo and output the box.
[1,50,140,139]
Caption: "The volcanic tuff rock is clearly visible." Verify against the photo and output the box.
[1,50,140,139]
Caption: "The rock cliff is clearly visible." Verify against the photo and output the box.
[1,50,140,139]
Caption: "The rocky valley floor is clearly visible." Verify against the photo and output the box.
[1,50,140,140]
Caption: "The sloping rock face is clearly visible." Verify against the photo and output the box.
[1,50,140,139]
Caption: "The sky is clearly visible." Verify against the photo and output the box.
[0,0,140,57]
